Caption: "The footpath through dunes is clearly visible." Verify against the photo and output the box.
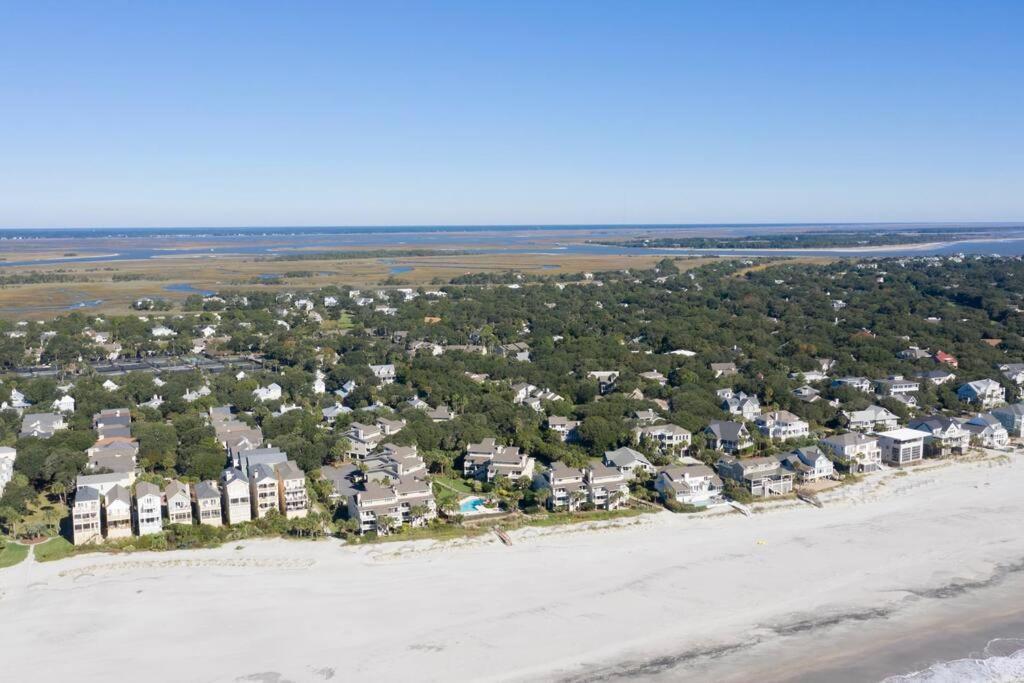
[0,454,1022,683]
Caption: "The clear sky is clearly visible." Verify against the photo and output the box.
[1,1,1022,228]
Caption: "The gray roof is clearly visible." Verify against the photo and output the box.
[604,447,652,468]
[275,460,304,480]
[706,420,747,441]
[136,481,161,498]
[194,480,220,500]
[76,487,100,502]
[105,484,131,506]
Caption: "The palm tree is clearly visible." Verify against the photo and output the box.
[51,482,67,506]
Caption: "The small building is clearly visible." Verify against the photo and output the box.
[19,412,67,439]
[547,416,581,443]
[603,447,655,479]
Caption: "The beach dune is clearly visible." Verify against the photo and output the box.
[2,455,1024,682]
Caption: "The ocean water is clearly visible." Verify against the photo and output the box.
[882,638,1024,682]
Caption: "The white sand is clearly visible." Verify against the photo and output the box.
[3,454,1024,683]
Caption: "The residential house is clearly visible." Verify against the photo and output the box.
[545,463,588,511]
[710,362,738,378]
[193,480,223,526]
[963,414,1010,449]
[705,421,754,454]
[957,379,1006,410]
[842,405,901,432]
[369,363,397,384]
[249,464,279,519]
[376,417,406,437]
[876,428,928,466]
[655,463,723,507]
[603,447,655,479]
[72,487,103,545]
[992,403,1024,438]
[426,405,456,422]
[717,456,794,497]
[275,461,309,519]
[635,423,692,453]
[75,471,134,497]
[252,383,283,402]
[164,480,192,525]
[588,370,620,394]
[908,416,970,457]
[916,369,957,386]
[103,484,133,540]
[463,438,535,481]
[633,409,659,425]
[719,390,762,419]
[779,446,835,483]
[755,411,810,441]
[496,342,531,362]
[874,376,920,398]
[547,416,581,443]
[899,347,931,361]
[820,432,882,473]
[832,377,872,393]
[221,468,252,524]
[346,422,383,459]
[19,412,67,439]
[933,350,958,368]
[585,464,629,510]
[51,394,75,414]
[793,385,821,402]
[135,482,163,535]
[0,447,15,497]
[639,370,667,386]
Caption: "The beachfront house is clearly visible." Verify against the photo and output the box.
[249,464,279,519]
[545,463,588,511]
[704,421,754,454]
[655,463,723,507]
[963,414,1010,449]
[72,487,102,545]
[717,456,794,497]
[347,483,403,534]
[164,480,192,525]
[820,432,882,473]
[908,416,970,458]
[135,482,163,535]
[876,428,928,466]
[585,464,629,510]
[221,468,252,524]
[463,438,535,481]
[103,484,133,540]
[275,461,309,519]
[779,446,835,483]
[755,411,810,441]
[957,379,1007,410]
[194,480,223,527]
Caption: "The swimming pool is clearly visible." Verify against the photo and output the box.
[459,496,487,514]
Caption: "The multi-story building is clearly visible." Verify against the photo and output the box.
[249,464,279,519]
[193,480,223,526]
[275,460,309,519]
[164,480,192,525]
[135,482,163,535]
[876,428,928,466]
[72,487,102,545]
[103,484,133,540]
[221,468,252,524]
[820,432,881,473]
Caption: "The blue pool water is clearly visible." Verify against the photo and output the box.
[459,496,486,513]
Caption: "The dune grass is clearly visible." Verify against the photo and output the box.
[0,541,30,569]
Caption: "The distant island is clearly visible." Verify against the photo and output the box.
[593,227,1015,250]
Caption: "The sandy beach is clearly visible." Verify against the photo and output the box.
[2,453,1023,682]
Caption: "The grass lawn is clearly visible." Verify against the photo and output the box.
[432,475,473,494]
[513,507,647,529]
[0,541,30,569]
[34,536,77,563]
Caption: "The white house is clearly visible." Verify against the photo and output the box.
[843,405,900,432]
[253,383,283,402]
[51,394,75,413]
[369,363,397,384]
[221,468,252,524]
[603,447,655,479]
[820,432,881,473]
[780,446,835,482]
[135,482,163,535]
[151,325,177,338]
[655,463,723,507]
[963,414,1010,449]
[755,411,810,441]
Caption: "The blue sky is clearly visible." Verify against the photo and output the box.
[1,1,1022,227]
